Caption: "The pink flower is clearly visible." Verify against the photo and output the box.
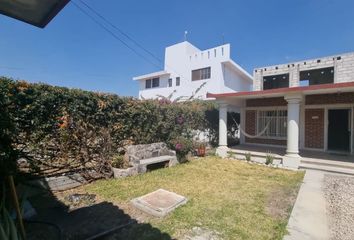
[175,143,183,151]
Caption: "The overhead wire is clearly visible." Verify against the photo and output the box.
[72,0,188,79]
[71,0,162,70]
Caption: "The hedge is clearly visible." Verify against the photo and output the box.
[0,77,222,179]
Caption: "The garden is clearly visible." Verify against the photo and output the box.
[0,77,304,240]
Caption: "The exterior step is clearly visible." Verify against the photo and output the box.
[299,163,354,176]
[301,158,354,170]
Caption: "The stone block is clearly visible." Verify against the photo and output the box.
[131,189,187,217]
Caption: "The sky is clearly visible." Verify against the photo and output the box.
[1,0,354,97]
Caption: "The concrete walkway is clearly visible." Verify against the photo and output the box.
[284,170,329,240]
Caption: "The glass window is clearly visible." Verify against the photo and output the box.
[152,78,159,88]
[263,74,289,90]
[257,110,287,138]
[300,67,334,86]
[192,67,211,81]
[145,79,151,89]
[168,78,172,87]
[176,77,180,86]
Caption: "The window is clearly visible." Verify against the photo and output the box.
[263,73,289,90]
[152,78,159,87]
[257,110,287,138]
[145,79,151,89]
[168,78,172,87]
[145,78,159,89]
[176,77,180,86]
[300,67,334,86]
[192,67,211,81]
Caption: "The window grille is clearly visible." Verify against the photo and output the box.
[257,110,287,138]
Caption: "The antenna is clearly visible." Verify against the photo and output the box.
[184,31,188,41]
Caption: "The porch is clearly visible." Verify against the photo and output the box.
[229,144,354,174]
[208,82,354,169]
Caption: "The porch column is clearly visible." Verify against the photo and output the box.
[216,102,228,158]
[283,94,302,169]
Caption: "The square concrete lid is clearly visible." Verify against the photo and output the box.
[131,189,187,217]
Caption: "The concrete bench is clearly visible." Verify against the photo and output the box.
[126,142,178,173]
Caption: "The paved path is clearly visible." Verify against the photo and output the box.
[284,170,329,240]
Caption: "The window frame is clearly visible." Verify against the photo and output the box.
[256,109,287,139]
[192,67,211,81]
[176,77,180,86]
[299,67,334,86]
[152,78,160,88]
[145,79,152,89]
[263,73,289,90]
[145,77,160,89]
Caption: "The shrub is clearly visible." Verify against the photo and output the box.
[245,152,252,162]
[169,136,194,162]
[0,77,218,178]
[265,152,274,165]
[111,155,130,169]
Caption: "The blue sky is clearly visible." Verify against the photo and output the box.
[1,0,354,97]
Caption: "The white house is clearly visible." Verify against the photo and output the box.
[133,41,253,101]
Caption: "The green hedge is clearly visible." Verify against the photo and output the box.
[0,77,219,178]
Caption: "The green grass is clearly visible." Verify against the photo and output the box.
[85,157,304,240]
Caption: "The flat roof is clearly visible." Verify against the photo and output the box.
[133,70,170,81]
[222,59,253,82]
[207,81,354,100]
[254,51,354,72]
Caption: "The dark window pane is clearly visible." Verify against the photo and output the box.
[176,77,180,86]
[145,79,151,89]
[192,69,200,81]
[152,78,159,87]
[263,73,289,90]
[300,67,334,86]
[168,78,172,87]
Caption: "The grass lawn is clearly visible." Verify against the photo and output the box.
[84,157,304,240]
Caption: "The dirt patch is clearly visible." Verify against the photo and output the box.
[265,185,299,220]
[181,227,222,240]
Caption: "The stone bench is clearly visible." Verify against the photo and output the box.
[126,142,178,173]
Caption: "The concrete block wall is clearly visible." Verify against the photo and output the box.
[253,52,354,91]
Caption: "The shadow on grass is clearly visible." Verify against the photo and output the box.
[25,184,173,240]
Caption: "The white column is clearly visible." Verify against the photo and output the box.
[218,103,228,147]
[216,102,228,158]
[283,95,302,169]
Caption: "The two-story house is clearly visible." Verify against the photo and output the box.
[208,52,354,168]
[133,41,252,101]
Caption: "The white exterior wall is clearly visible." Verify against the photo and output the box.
[135,41,252,101]
[253,52,354,91]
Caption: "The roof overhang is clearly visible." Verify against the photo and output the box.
[133,70,170,81]
[222,59,253,82]
[207,81,354,100]
[0,0,70,28]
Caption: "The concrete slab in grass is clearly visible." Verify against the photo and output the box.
[131,189,187,217]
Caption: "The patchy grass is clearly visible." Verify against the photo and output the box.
[85,157,304,240]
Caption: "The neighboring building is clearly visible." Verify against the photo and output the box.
[133,41,252,101]
[209,52,354,168]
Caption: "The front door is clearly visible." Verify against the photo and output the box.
[328,109,351,152]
